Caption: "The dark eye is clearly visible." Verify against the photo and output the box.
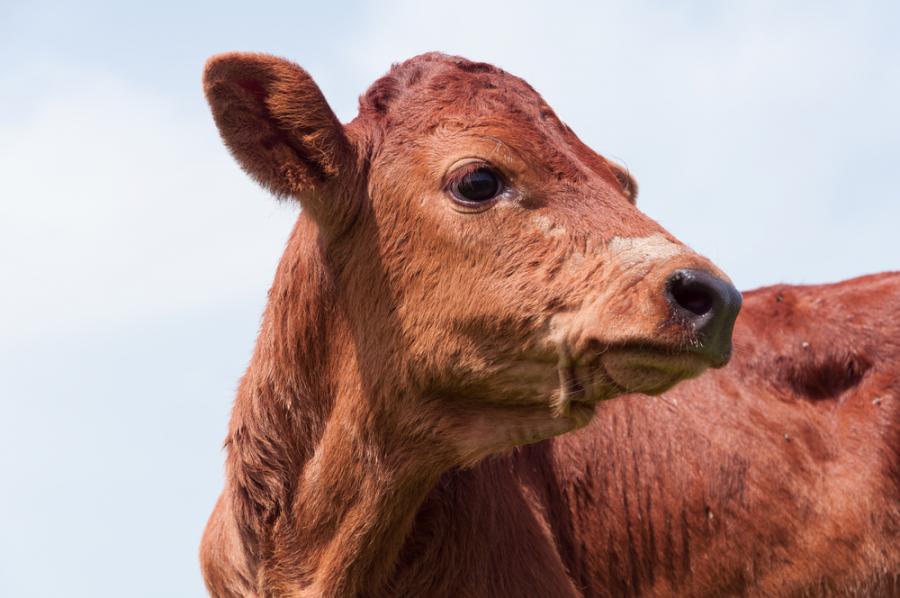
[450,166,503,205]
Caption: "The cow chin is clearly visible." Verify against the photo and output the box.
[599,347,711,395]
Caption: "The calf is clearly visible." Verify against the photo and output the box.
[200,52,740,596]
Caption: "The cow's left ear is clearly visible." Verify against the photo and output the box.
[608,162,639,204]
[203,52,356,224]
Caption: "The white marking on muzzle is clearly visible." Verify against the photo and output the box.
[607,233,687,268]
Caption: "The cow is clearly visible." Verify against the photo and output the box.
[199,50,742,596]
[197,52,888,597]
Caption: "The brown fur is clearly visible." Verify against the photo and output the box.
[199,52,896,596]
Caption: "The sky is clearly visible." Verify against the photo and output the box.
[1,1,898,596]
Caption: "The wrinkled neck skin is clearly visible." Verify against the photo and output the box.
[214,216,441,596]
[262,368,444,596]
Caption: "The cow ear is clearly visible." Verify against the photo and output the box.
[203,53,356,221]
[608,162,639,205]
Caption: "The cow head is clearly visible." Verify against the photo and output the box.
[204,53,741,464]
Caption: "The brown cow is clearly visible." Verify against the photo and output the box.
[196,50,838,596]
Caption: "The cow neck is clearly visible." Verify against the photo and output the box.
[229,215,451,595]
[272,376,449,596]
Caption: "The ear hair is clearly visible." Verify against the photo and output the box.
[203,53,356,222]
[608,162,639,204]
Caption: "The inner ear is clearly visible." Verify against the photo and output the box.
[608,162,639,204]
[203,52,357,224]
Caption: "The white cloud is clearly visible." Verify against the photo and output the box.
[0,66,295,596]
[0,67,298,341]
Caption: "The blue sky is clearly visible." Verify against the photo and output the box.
[2,1,898,596]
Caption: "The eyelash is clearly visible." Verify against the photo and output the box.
[444,162,496,190]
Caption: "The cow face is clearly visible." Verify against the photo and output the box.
[204,53,740,461]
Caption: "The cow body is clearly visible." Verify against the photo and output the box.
[199,51,896,597]
[387,272,900,597]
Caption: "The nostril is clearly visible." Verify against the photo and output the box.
[669,274,715,317]
[665,268,742,367]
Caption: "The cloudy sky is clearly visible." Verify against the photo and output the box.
[2,1,898,596]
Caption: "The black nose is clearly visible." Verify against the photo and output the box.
[666,269,742,367]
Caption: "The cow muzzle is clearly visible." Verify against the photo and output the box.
[547,257,742,407]
[596,268,742,396]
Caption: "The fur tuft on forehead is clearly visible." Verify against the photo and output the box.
[359,52,508,117]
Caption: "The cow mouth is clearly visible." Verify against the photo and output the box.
[554,343,711,413]
[599,344,711,395]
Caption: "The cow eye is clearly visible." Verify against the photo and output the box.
[449,166,503,205]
